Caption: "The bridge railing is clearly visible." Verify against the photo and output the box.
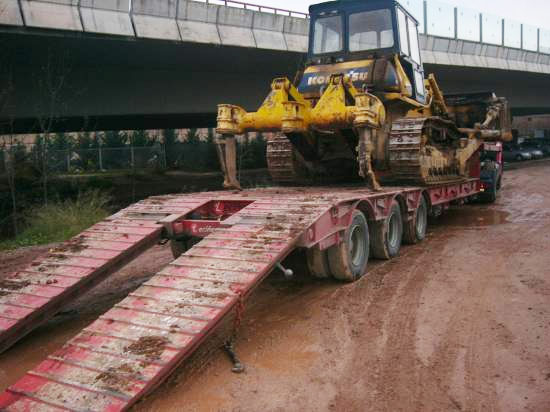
[402,0,550,55]
[196,0,308,18]
[1,0,549,55]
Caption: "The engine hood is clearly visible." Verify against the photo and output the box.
[297,59,374,98]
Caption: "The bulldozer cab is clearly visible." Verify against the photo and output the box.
[303,0,426,103]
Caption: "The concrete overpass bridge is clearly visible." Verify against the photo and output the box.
[1,0,550,133]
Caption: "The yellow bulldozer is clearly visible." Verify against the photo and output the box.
[215,0,512,191]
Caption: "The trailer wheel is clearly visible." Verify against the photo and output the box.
[371,200,403,259]
[480,185,497,203]
[306,247,331,279]
[403,196,427,244]
[170,237,200,259]
[327,210,369,282]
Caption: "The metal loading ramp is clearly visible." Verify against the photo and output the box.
[0,188,360,411]
[0,197,207,355]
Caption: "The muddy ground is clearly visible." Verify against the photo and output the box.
[0,165,549,411]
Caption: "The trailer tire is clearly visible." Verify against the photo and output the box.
[403,196,427,244]
[480,185,497,203]
[480,173,498,203]
[371,200,403,259]
[170,237,200,259]
[327,210,369,282]
[306,247,331,279]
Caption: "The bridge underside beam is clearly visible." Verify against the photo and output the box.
[1,31,550,134]
[0,31,303,134]
[2,113,217,134]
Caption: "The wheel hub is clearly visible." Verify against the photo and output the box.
[388,213,400,249]
[350,224,366,266]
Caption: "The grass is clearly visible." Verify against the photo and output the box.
[0,190,110,250]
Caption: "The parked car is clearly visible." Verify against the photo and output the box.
[521,139,550,157]
[523,146,544,159]
[503,144,532,162]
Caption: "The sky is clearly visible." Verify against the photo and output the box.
[241,0,550,30]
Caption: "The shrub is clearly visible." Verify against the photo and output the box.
[0,190,110,250]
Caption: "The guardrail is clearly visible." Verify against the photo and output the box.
[198,0,309,18]
[1,0,549,56]
[199,0,550,55]
[198,0,550,55]
[394,0,549,55]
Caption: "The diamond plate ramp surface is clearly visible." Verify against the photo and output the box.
[0,197,205,355]
[0,190,338,411]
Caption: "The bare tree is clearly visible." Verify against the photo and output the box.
[0,58,19,235]
[1,131,21,236]
[34,48,71,205]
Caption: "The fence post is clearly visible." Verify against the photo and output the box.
[129,0,137,37]
[422,0,427,35]
[99,145,103,170]
[502,18,505,47]
[520,23,524,50]
[479,13,483,43]
[1,150,6,173]
[66,150,70,172]
[454,7,457,39]
[131,145,135,168]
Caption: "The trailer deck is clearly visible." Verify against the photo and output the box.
[0,181,480,411]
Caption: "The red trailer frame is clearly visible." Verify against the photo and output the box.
[0,179,481,411]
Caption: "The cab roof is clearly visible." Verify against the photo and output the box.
[309,0,419,25]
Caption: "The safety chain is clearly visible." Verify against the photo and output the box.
[224,290,246,373]
[232,290,246,340]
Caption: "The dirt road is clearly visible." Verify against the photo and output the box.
[1,165,549,411]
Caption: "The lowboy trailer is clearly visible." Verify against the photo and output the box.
[0,179,482,411]
[0,0,511,405]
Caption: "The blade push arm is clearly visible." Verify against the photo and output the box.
[215,78,310,190]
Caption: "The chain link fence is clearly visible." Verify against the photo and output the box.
[1,137,268,175]
[0,149,5,174]
[0,145,167,175]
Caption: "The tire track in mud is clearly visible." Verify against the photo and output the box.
[420,229,502,412]
[313,245,426,410]
[333,225,501,412]
[322,230,461,411]
[371,234,462,412]
[462,255,500,412]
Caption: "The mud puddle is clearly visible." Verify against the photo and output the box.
[433,206,510,227]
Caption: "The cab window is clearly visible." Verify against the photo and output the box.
[349,9,394,52]
[414,70,425,97]
[407,17,421,63]
[313,15,343,54]
[397,8,409,55]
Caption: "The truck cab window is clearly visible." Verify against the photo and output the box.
[349,9,394,52]
[313,15,343,54]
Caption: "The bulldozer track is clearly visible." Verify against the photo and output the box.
[388,117,464,185]
[266,134,311,185]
